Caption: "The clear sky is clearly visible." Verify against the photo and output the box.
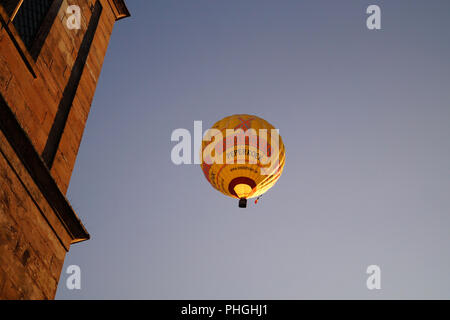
[56,0,450,299]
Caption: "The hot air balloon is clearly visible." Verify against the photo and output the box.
[200,114,285,208]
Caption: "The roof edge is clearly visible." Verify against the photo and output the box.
[107,0,130,21]
[0,94,90,245]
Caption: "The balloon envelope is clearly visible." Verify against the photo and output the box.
[200,114,285,206]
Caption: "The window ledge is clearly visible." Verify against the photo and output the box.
[0,5,37,79]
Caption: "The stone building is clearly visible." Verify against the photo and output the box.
[0,0,129,299]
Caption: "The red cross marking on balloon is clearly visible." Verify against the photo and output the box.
[234,117,254,130]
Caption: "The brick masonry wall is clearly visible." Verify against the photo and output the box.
[0,130,69,299]
[0,0,128,299]
[0,0,118,193]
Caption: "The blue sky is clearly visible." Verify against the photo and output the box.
[56,0,450,299]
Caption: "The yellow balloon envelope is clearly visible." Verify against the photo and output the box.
[200,114,285,208]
